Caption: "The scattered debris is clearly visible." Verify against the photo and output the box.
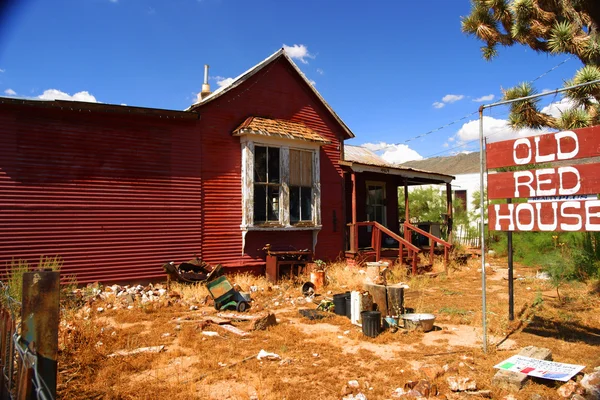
[256,350,281,361]
[217,324,249,337]
[162,257,222,284]
[251,313,277,331]
[201,331,219,337]
[580,371,600,398]
[446,376,477,392]
[108,345,165,358]
[299,308,330,320]
[557,380,585,398]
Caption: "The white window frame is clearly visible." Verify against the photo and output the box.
[240,135,322,232]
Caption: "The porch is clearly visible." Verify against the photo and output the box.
[340,146,455,273]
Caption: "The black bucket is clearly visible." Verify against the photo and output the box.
[361,311,381,338]
[333,293,347,316]
[345,293,352,319]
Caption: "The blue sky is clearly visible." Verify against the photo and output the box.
[0,0,582,163]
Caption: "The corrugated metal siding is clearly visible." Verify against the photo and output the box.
[197,58,346,266]
[0,107,201,284]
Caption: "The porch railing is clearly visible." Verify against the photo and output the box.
[347,222,421,274]
[403,222,452,271]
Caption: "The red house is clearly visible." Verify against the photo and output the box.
[0,49,453,284]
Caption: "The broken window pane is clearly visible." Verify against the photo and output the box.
[254,184,266,223]
[254,146,267,183]
[267,186,279,221]
[301,187,312,221]
[268,147,280,183]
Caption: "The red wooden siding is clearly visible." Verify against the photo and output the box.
[195,57,346,266]
[0,106,201,284]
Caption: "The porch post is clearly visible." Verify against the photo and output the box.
[446,182,453,243]
[404,179,411,259]
[350,171,358,253]
[351,172,357,225]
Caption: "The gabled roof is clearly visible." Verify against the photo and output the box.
[187,49,355,139]
[233,117,331,144]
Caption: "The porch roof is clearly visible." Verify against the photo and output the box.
[233,116,331,144]
[341,145,454,184]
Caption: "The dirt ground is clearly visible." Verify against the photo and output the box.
[57,256,600,399]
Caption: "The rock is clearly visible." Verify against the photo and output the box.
[420,365,444,381]
[96,307,104,313]
[412,379,435,397]
[348,380,360,388]
[252,313,277,331]
[581,371,600,399]
[446,376,477,392]
[557,380,584,398]
[502,395,517,400]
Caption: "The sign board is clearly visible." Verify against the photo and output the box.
[487,163,600,200]
[494,355,585,382]
[489,199,600,232]
[486,125,600,170]
[486,126,600,232]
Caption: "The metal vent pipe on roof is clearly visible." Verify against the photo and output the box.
[201,64,211,99]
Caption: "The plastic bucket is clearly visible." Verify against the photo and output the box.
[333,293,347,316]
[361,311,381,338]
[345,293,352,319]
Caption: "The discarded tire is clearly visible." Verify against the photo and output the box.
[361,311,381,338]
[333,293,347,316]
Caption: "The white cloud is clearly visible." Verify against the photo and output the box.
[433,94,465,109]
[109,0,118,3]
[211,76,234,88]
[540,97,577,118]
[37,89,98,103]
[283,44,315,64]
[0,69,4,73]
[316,68,324,75]
[455,116,550,144]
[307,79,316,86]
[4,88,16,96]
[441,94,464,103]
[362,142,423,164]
[473,94,494,102]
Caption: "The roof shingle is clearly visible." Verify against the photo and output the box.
[233,116,331,144]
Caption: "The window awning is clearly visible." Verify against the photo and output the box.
[233,117,331,144]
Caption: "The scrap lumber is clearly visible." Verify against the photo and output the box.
[216,324,250,337]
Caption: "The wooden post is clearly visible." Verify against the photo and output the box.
[0,311,8,398]
[404,180,411,259]
[375,227,381,262]
[21,271,60,400]
[507,198,514,321]
[351,172,357,225]
[446,183,453,243]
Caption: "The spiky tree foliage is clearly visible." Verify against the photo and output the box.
[462,0,600,129]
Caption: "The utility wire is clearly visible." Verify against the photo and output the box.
[395,57,572,147]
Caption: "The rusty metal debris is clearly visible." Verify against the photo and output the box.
[162,256,222,284]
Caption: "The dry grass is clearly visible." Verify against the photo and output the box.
[57,258,600,399]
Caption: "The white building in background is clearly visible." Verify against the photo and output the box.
[402,152,485,217]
